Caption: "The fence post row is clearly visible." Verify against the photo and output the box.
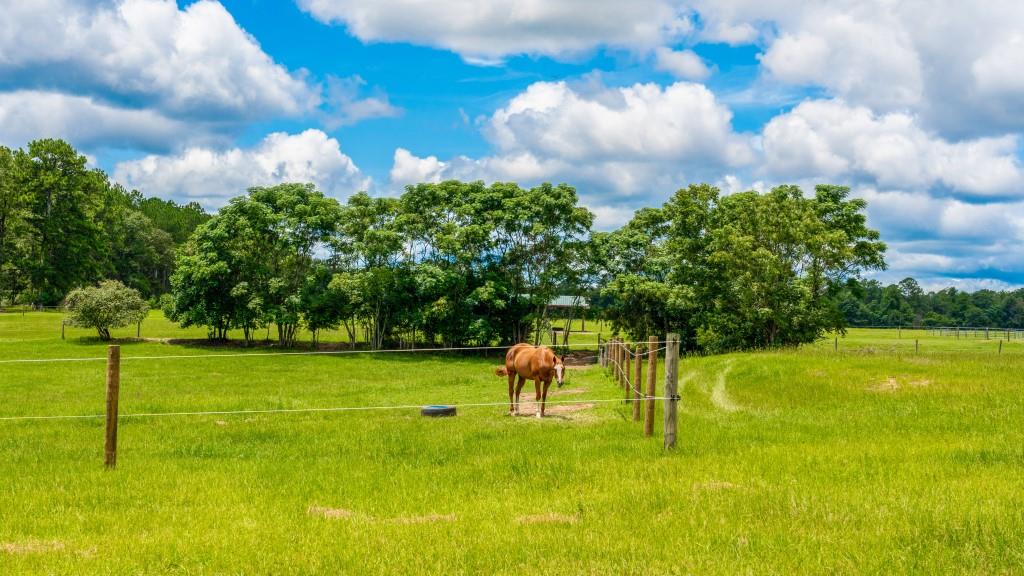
[664,333,680,450]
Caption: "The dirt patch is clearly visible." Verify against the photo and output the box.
[548,402,595,414]
[867,376,930,392]
[867,377,900,392]
[517,513,579,525]
[694,481,742,492]
[309,506,454,524]
[550,388,587,397]
[0,540,65,554]
[386,514,456,525]
[514,401,595,417]
[562,352,597,367]
[308,505,359,519]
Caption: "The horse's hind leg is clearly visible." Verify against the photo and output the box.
[514,375,526,416]
[508,372,516,415]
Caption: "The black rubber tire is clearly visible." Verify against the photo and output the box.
[420,405,457,417]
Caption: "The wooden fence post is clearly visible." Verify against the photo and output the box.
[644,335,657,437]
[61,320,65,340]
[915,339,919,354]
[619,340,626,390]
[624,345,632,403]
[137,321,141,338]
[999,340,1003,354]
[105,345,121,469]
[612,339,618,380]
[664,333,679,449]
[632,345,642,421]
[610,338,618,383]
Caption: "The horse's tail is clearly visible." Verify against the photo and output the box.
[495,366,508,377]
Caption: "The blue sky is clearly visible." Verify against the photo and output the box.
[1,0,1023,291]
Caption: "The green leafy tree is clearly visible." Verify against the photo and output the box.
[0,146,30,304]
[64,280,149,340]
[601,183,885,350]
[171,184,343,345]
[15,139,109,304]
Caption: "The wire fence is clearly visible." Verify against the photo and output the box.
[849,325,1024,339]
[0,396,680,423]
[0,340,677,427]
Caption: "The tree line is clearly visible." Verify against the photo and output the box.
[166,180,592,347]
[2,137,918,351]
[833,278,1024,328]
[0,139,209,305]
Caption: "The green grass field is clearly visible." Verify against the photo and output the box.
[2,313,1023,574]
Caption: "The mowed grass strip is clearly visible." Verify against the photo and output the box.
[1,314,1023,574]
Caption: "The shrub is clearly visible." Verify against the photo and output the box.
[64,280,149,340]
[158,293,176,319]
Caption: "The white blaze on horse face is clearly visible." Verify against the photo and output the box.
[555,363,564,385]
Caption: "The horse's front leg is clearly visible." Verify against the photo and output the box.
[514,375,526,416]
[534,379,543,418]
[540,378,552,417]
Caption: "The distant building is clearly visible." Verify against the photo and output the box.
[548,295,589,309]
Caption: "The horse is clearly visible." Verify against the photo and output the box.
[494,343,565,418]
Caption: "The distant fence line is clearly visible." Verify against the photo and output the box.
[852,325,1024,340]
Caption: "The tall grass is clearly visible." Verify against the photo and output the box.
[0,314,1022,573]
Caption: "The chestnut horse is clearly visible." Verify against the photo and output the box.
[495,343,565,417]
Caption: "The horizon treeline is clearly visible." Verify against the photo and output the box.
[833,278,1024,328]
[6,138,1020,350]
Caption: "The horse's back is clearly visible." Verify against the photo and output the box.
[507,343,556,379]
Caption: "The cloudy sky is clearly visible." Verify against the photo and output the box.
[2,0,1023,290]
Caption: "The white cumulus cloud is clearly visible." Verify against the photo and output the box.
[654,47,711,80]
[762,100,1023,198]
[114,129,370,208]
[391,80,753,198]
[0,0,319,120]
[0,91,198,151]
[696,0,1024,136]
[296,0,690,62]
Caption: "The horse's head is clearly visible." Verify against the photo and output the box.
[553,356,565,388]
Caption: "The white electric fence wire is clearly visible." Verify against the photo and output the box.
[0,396,676,423]
[607,354,650,399]
[0,341,670,365]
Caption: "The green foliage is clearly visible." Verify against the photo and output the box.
[833,278,1024,328]
[168,180,594,348]
[136,196,210,243]
[0,139,208,305]
[171,184,344,346]
[63,280,149,340]
[600,184,886,350]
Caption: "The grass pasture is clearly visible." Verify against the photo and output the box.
[1,313,1023,574]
